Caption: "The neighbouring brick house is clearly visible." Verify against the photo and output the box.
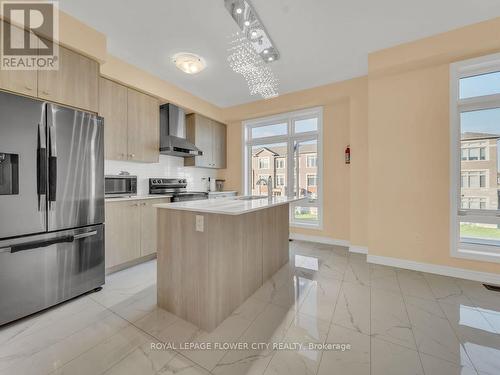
[460,132,500,210]
[251,144,318,197]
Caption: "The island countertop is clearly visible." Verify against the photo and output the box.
[154,196,304,215]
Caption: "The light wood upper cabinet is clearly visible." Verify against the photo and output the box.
[212,120,227,169]
[105,200,141,269]
[127,88,159,163]
[185,113,227,169]
[38,45,99,112]
[0,21,37,96]
[99,78,128,160]
[140,198,170,257]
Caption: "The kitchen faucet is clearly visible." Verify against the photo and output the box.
[256,176,273,199]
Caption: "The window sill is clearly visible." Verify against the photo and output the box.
[452,244,500,264]
[290,221,323,230]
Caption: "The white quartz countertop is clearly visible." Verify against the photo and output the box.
[154,196,304,215]
[105,195,172,202]
[208,191,237,195]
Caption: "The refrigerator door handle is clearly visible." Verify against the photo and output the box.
[37,123,47,211]
[48,125,57,205]
[8,235,75,254]
[74,230,97,240]
[0,231,98,254]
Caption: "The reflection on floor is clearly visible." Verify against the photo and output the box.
[1,240,499,375]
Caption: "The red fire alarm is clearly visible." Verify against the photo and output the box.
[345,145,351,164]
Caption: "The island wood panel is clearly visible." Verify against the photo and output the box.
[262,204,290,281]
[206,213,245,330]
[157,204,289,332]
[242,210,264,299]
[157,209,209,328]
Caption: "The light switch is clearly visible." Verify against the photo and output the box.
[195,215,204,232]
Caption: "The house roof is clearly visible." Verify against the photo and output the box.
[461,132,500,141]
[252,143,317,157]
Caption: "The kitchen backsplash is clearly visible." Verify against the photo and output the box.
[105,155,218,195]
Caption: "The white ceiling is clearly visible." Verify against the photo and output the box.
[59,0,500,107]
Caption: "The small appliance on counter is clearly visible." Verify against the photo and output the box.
[215,179,225,192]
[149,178,208,202]
[105,174,137,198]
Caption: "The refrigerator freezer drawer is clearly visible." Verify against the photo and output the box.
[0,225,105,326]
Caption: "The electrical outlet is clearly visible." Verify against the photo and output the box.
[195,215,204,232]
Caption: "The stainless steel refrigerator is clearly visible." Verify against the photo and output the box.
[0,90,105,326]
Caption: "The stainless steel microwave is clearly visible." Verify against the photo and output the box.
[105,175,137,198]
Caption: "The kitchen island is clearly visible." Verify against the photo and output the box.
[154,196,302,331]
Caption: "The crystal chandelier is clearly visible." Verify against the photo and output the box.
[228,34,279,99]
[225,0,279,99]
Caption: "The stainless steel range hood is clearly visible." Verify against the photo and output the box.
[159,104,202,157]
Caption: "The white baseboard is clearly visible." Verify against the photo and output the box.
[367,254,500,285]
[289,233,350,248]
[349,246,368,254]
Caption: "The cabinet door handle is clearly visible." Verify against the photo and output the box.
[25,85,33,91]
[128,154,135,159]
[141,202,146,206]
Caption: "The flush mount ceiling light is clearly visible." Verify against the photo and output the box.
[224,0,280,63]
[172,53,206,74]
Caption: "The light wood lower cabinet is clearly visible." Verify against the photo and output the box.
[105,200,141,269]
[105,198,170,269]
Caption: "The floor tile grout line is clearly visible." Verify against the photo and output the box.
[421,275,480,374]
[313,249,349,375]
[47,308,150,375]
[8,301,124,375]
[395,270,426,375]
[96,298,217,374]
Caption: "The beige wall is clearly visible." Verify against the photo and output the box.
[367,17,500,274]
[219,78,368,244]
[7,7,500,274]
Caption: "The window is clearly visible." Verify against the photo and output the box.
[450,53,500,263]
[306,174,317,187]
[243,107,323,228]
[276,174,285,187]
[461,171,487,188]
[461,197,487,210]
[258,157,270,169]
[306,154,317,168]
[276,158,285,169]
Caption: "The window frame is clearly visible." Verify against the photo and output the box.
[450,52,500,263]
[258,157,270,169]
[242,107,323,229]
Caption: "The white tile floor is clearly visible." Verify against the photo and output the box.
[1,240,499,375]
